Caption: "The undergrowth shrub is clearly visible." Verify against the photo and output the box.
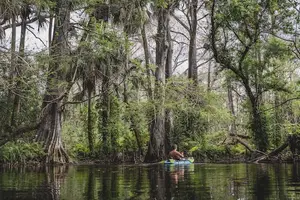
[0,141,45,163]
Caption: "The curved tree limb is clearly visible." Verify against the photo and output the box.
[0,121,41,146]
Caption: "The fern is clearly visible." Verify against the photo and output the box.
[0,141,45,164]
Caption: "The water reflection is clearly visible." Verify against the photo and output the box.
[2,163,300,199]
[165,165,186,185]
[291,163,300,182]
[0,165,67,200]
[252,164,272,200]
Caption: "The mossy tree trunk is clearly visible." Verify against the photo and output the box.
[99,61,111,157]
[36,0,71,164]
[87,83,94,155]
[210,0,270,152]
[144,6,169,162]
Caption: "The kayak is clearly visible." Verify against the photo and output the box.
[161,157,194,165]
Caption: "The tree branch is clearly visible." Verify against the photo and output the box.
[0,122,41,147]
[261,97,300,112]
[171,13,190,32]
[26,27,48,48]
[2,16,48,31]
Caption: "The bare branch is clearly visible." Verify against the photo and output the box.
[197,56,214,68]
[262,97,300,112]
[197,2,206,13]
[26,27,48,48]
[171,13,190,31]
[0,122,41,147]
[3,16,48,31]
[170,30,189,41]
[197,14,208,22]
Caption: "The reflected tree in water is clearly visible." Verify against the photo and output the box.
[0,165,68,200]
[85,166,95,200]
[148,165,167,200]
[273,164,289,200]
[99,167,112,199]
[252,165,271,200]
[44,165,69,200]
[291,163,300,183]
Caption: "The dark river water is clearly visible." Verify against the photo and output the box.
[1,163,300,200]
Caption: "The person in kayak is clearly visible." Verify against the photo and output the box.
[169,144,184,160]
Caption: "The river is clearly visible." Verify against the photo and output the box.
[1,163,300,199]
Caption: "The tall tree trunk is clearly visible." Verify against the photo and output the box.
[7,11,17,128]
[123,46,143,160]
[36,0,70,164]
[141,23,153,99]
[141,23,154,158]
[251,106,268,151]
[87,85,94,155]
[273,92,281,147]
[165,11,173,153]
[145,7,169,162]
[37,99,69,163]
[227,79,237,136]
[48,14,53,51]
[123,79,144,160]
[100,63,111,156]
[245,84,268,152]
[188,0,198,83]
[207,58,212,92]
[11,12,26,126]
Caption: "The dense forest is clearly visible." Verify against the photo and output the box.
[0,0,300,164]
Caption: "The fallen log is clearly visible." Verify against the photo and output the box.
[249,141,289,163]
[229,133,251,139]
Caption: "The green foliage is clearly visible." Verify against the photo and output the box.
[0,55,41,134]
[264,37,292,60]
[0,0,299,165]
[193,144,229,162]
[98,95,149,155]
[285,122,300,136]
[73,143,90,159]
[265,106,283,148]
[230,144,247,155]
[166,78,231,150]
[108,96,129,152]
[212,0,299,152]
[62,105,88,159]
[0,141,45,163]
